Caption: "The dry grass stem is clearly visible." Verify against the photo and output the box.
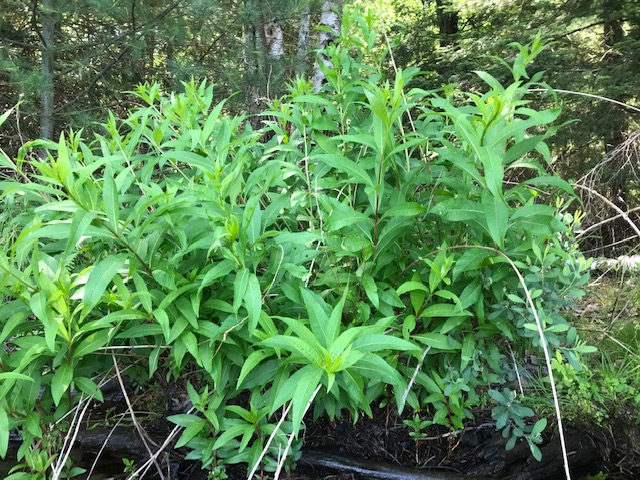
[247,402,293,480]
[273,384,322,480]
[51,397,92,480]
[112,354,165,480]
[402,346,431,407]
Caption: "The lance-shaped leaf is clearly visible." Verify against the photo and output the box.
[82,254,127,314]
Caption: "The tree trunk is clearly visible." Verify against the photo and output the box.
[435,0,459,47]
[602,0,626,155]
[39,0,56,142]
[296,3,312,78]
[312,0,343,92]
[262,16,284,96]
[602,0,629,226]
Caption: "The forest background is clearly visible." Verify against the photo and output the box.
[0,0,638,253]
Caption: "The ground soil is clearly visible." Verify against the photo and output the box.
[52,400,639,480]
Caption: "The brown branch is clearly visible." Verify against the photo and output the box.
[551,20,609,42]
[31,0,45,46]
[112,354,166,480]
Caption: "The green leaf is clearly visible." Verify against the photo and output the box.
[480,148,505,200]
[0,408,8,458]
[51,363,74,406]
[452,249,490,280]
[432,198,484,222]
[531,418,547,437]
[413,333,460,351]
[83,254,127,314]
[233,268,250,314]
[301,288,331,348]
[237,349,272,388]
[482,192,509,249]
[132,272,154,313]
[291,366,323,434]
[65,209,96,255]
[327,289,348,347]
[459,279,482,309]
[181,331,200,363]
[529,442,542,462]
[522,176,576,197]
[261,335,324,366]
[74,333,108,357]
[474,70,505,93]
[154,309,171,341]
[245,273,262,335]
[103,165,119,232]
[375,217,411,260]
[352,353,403,385]
[504,135,546,164]
[397,281,429,296]
[74,377,103,401]
[25,412,43,438]
[422,304,471,318]
[315,154,374,188]
[0,372,35,382]
[380,202,426,220]
[198,259,235,294]
[352,334,420,354]
[439,316,469,335]
[362,275,379,308]
[30,291,58,351]
[460,334,475,371]
[175,417,208,448]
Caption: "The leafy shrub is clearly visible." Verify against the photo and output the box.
[0,14,591,478]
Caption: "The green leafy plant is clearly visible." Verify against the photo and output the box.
[0,11,592,478]
[489,388,547,461]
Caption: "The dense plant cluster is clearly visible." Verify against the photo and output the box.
[0,15,592,478]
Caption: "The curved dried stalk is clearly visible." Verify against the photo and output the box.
[573,184,640,240]
[451,245,572,480]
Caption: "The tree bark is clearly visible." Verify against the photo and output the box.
[435,0,458,47]
[262,16,284,97]
[602,0,626,154]
[602,0,628,210]
[296,3,311,78]
[39,0,56,142]
[312,0,343,92]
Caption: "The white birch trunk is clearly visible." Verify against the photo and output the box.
[312,0,342,92]
[263,19,284,59]
[295,3,311,77]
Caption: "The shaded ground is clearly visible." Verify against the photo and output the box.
[5,400,631,480]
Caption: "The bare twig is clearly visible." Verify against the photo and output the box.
[128,405,198,480]
[507,342,525,397]
[247,402,293,479]
[402,346,431,407]
[273,384,322,480]
[416,422,495,441]
[86,415,125,480]
[112,354,166,479]
[531,88,640,114]
[580,235,639,254]
[574,184,640,240]
[578,328,640,360]
[576,206,640,239]
[51,397,92,480]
